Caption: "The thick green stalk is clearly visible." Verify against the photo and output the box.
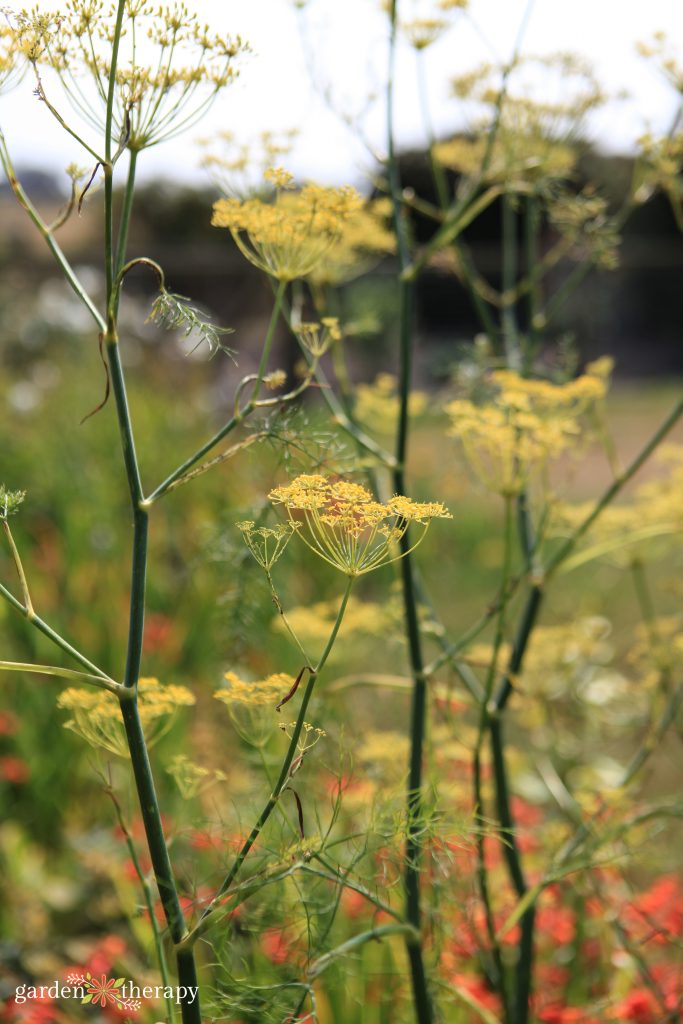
[472,498,515,1020]
[502,192,520,368]
[489,715,535,1024]
[100,8,199,1021]
[388,10,434,1023]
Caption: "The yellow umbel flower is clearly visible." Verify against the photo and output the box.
[57,677,195,756]
[308,197,395,286]
[354,373,428,435]
[437,55,603,190]
[13,2,248,150]
[212,169,363,281]
[272,597,397,645]
[236,521,299,571]
[269,474,451,576]
[166,753,226,799]
[446,367,609,495]
[214,671,295,707]
[401,17,448,50]
[293,318,342,358]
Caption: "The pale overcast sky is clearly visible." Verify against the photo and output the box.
[1,0,682,189]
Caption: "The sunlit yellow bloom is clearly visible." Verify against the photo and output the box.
[57,677,195,756]
[269,474,451,576]
[199,128,299,197]
[437,55,604,189]
[215,671,295,707]
[446,367,609,495]
[354,373,427,435]
[548,188,620,270]
[212,169,363,281]
[356,730,410,767]
[272,597,397,645]
[308,197,395,286]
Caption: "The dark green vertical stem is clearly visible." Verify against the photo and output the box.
[115,147,139,277]
[502,192,520,369]
[388,4,434,1022]
[100,8,200,1020]
[489,714,535,1023]
[524,195,541,369]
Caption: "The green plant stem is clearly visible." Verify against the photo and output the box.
[308,922,420,980]
[145,281,291,504]
[186,577,354,945]
[99,9,199,1020]
[107,788,177,1024]
[115,148,139,277]
[473,497,515,1019]
[0,661,120,693]
[490,714,535,1024]
[388,8,434,1022]
[3,519,34,615]
[0,580,113,682]
[502,192,520,368]
[0,131,105,332]
[545,397,683,578]
[106,326,199,1024]
[247,278,286,405]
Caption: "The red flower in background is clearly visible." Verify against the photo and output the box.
[0,756,29,784]
[0,996,57,1024]
[0,710,18,735]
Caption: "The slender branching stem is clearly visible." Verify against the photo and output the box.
[308,923,420,980]
[0,579,114,683]
[184,577,354,946]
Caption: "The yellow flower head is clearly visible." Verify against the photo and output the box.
[212,169,363,281]
[57,677,195,756]
[308,197,395,286]
[293,318,342,359]
[237,520,299,571]
[354,373,428,435]
[215,671,295,707]
[13,2,248,150]
[268,474,451,576]
[437,55,604,190]
[401,18,448,50]
[166,753,225,799]
[446,367,609,495]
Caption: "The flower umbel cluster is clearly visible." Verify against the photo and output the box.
[293,318,342,358]
[215,671,296,707]
[268,474,451,576]
[436,54,604,190]
[212,168,363,281]
[446,365,609,495]
[57,677,195,756]
[14,2,248,151]
[236,521,300,571]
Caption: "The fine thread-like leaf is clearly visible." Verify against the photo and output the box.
[148,288,236,360]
